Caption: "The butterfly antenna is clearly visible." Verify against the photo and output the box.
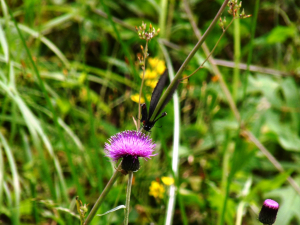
[153,112,167,123]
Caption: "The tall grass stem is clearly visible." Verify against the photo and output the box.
[159,43,181,225]
[0,133,20,225]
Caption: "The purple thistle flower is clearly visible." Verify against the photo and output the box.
[258,199,279,225]
[105,130,156,172]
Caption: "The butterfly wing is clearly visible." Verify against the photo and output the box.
[140,103,148,125]
[155,80,179,117]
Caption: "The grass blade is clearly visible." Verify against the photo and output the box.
[0,132,20,225]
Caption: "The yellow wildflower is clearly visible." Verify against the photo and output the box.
[131,94,151,103]
[145,80,158,88]
[131,94,145,103]
[149,181,165,199]
[139,58,166,80]
[148,58,166,75]
[161,177,174,186]
[140,69,158,79]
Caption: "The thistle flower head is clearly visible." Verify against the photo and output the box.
[105,130,156,172]
[258,199,279,225]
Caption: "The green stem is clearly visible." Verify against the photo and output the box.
[124,172,133,225]
[218,132,230,225]
[159,0,167,38]
[184,18,235,80]
[150,0,230,121]
[233,17,240,101]
[177,191,188,225]
[138,40,148,130]
[83,163,122,225]
[183,0,240,122]
[219,175,231,225]
[165,0,175,40]
[241,0,260,110]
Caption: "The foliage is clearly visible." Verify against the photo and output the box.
[0,0,300,224]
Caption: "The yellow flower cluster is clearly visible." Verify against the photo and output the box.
[131,57,166,103]
[148,58,166,75]
[149,181,165,199]
[149,176,174,199]
[130,94,151,104]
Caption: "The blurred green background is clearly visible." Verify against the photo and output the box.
[0,0,300,224]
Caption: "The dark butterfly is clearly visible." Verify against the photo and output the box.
[140,70,179,131]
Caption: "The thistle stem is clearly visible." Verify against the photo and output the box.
[124,171,133,225]
[83,163,122,225]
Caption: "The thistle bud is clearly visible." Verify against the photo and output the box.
[258,199,279,225]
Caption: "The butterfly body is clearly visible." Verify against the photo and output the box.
[140,70,177,132]
[140,103,167,131]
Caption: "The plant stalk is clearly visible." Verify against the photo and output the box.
[183,18,236,81]
[233,16,240,101]
[124,171,133,225]
[159,44,181,225]
[183,0,240,122]
[150,0,230,122]
[138,40,148,130]
[84,163,122,225]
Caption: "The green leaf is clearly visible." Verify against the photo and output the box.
[267,26,295,44]
[56,98,71,115]
[207,182,236,225]
[278,127,300,151]
[281,78,300,132]
[179,188,204,207]
[229,142,256,179]
[246,170,292,201]
[248,75,281,108]
[266,111,300,151]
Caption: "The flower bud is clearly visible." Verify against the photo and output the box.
[258,199,279,225]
